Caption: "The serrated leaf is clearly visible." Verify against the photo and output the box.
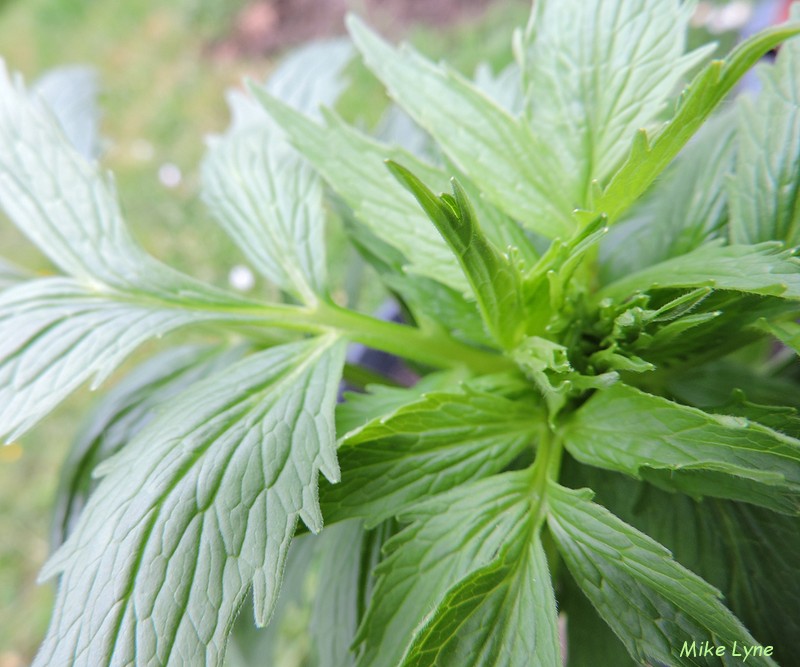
[203,123,328,304]
[563,383,800,514]
[599,241,800,303]
[450,165,539,267]
[252,90,469,293]
[323,381,539,526]
[705,389,800,439]
[593,19,800,225]
[387,162,526,348]
[0,279,241,442]
[730,10,800,246]
[339,207,496,346]
[601,113,736,282]
[336,370,463,436]
[519,0,711,201]
[227,535,317,667]
[629,293,795,368]
[52,344,245,548]
[347,15,575,240]
[0,63,263,441]
[354,472,531,667]
[35,336,346,667]
[0,61,193,290]
[570,466,800,664]
[547,483,777,667]
[400,533,561,667]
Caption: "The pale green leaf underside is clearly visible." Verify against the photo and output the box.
[0,62,166,289]
[520,0,709,202]
[35,336,345,667]
[401,533,561,667]
[323,385,539,526]
[203,124,328,304]
[599,241,800,302]
[547,483,776,667]
[0,279,232,442]
[263,37,354,122]
[347,15,575,240]
[252,90,469,293]
[730,12,800,246]
[355,472,531,667]
[52,344,245,548]
[222,38,353,133]
[0,62,262,441]
[473,61,523,115]
[33,64,101,158]
[563,384,800,514]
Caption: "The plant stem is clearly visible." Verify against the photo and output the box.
[192,299,514,375]
[530,426,564,525]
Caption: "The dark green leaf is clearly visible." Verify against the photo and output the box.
[387,162,526,348]
[324,380,540,525]
[599,242,800,303]
[401,532,561,666]
[564,383,800,513]
[547,483,777,667]
[569,465,800,664]
[561,572,636,667]
[354,472,532,667]
[729,14,800,246]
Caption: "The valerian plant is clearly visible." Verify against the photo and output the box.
[3,0,800,665]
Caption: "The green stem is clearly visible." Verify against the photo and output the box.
[187,298,513,375]
[530,426,564,525]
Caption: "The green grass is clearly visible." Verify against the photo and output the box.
[0,0,527,661]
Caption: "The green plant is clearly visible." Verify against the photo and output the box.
[3,1,800,665]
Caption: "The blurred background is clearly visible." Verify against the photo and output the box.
[0,0,790,664]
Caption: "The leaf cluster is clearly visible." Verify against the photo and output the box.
[2,2,800,665]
